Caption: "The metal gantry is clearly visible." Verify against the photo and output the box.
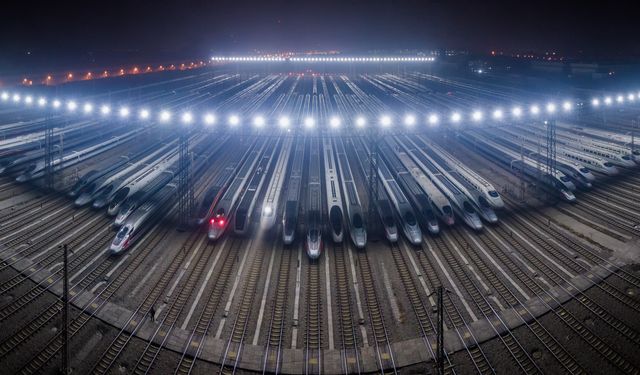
[178,130,194,228]
[545,119,557,177]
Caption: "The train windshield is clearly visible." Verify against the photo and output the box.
[560,176,571,182]
[579,167,590,173]
[403,212,417,226]
[463,201,475,214]
[113,225,131,245]
[353,214,363,229]
[603,162,614,167]
[443,206,452,216]
[488,190,499,197]
[309,229,319,242]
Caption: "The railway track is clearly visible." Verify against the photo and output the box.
[486,221,640,373]
[451,227,586,374]
[262,245,293,374]
[130,233,215,374]
[356,250,397,374]
[219,239,263,374]
[413,242,494,374]
[303,257,323,375]
[173,238,241,375]
[432,235,541,374]
[331,243,362,374]
[15,219,173,375]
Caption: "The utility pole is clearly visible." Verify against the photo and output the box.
[436,286,445,375]
[545,119,557,201]
[61,244,70,375]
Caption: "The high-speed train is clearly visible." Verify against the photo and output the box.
[501,126,618,176]
[322,137,344,243]
[421,136,504,209]
[260,137,293,230]
[209,139,264,240]
[234,139,278,235]
[282,139,305,245]
[379,139,439,235]
[334,138,366,248]
[110,183,177,254]
[306,138,323,259]
[393,144,455,226]
[349,138,398,242]
[462,132,576,202]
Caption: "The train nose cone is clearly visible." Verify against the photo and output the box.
[74,194,92,206]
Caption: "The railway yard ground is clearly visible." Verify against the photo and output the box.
[2,129,640,375]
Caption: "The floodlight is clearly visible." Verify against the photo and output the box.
[330,116,341,128]
[380,115,392,127]
[139,109,150,119]
[404,114,416,126]
[546,103,556,113]
[254,115,266,127]
[159,110,171,122]
[278,116,291,128]
[119,107,130,118]
[591,98,600,107]
[604,97,612,105]
[101,105,111,115]
[512,107,522,117]
[38,97,47,107]
[471,110,483,122]
[428,114,439,125]
[83,103,93,113]
[12,94,21,103]
[451,112,462,123]
[204,113,216,125]
[616,95,624,103]
[52,100,61,109]
[182,112,193,124]
[304,117,315,128]
[562,101,572,111]
[492,109,503,120]
[530,105,540,115]
[229,115,240,126]
[1,92,8,101]
[67,101,77,111]
[24,96,33,105]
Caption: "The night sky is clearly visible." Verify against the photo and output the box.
[1,0,639,70]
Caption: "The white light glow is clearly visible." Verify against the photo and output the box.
[616,95,624,103]
[628,94,636,101]
[451,112,462,123]
[330,116,341,128]
[604,97,613,105]
[356,116,366,128]
[83,103,93,113]
[0,92,8,101]
[254,115,266,127]
[591,98,600,107]
[404,114,416,126]
[101,105,111,115]
[304,117,314,128]
[229,115,240,126]
[38,97,47,107]
[52,100,61,109]
[182,112,193,124]
[512,107,522,117]
[471,110,483,122]
[204,113,216,125]
[530,105,540,115]
[67,101,77,111]
[546,103,556,113]
[139,109,150,119]
[119,107,130,118]
[263,205,273,215]
[159,110,171,122]
[12,94,21,103]
[562,101,572,111]
[380,115,392,127]
[428,114,439,125]
[492,109,503,120]
[24,96,33,105]
[278,116,291,128]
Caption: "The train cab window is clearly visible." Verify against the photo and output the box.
[622,155,631,160]
[579,167,590,173]
[560,176,571,182]
[443,206,452,215]
[309,229,319,242]
[353,214,363,229]
[383,215,394,227]
[604,162,613,167]
[463,201,474,214]
[404,212,417,226]
[488,190,499,198]
[113,225,130,245]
